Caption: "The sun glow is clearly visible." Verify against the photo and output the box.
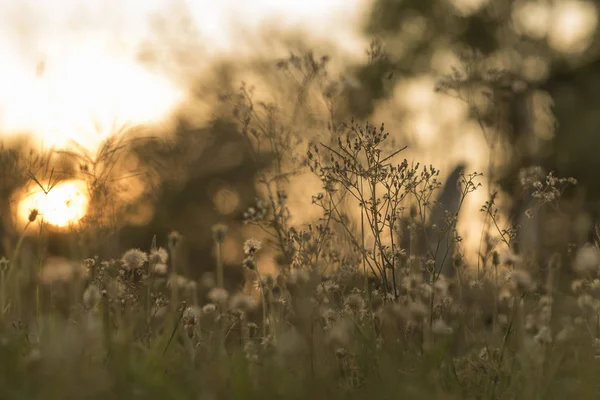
[17,180,89,228]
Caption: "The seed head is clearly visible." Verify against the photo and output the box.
[508,269,535,293]
[121,249,148,269]
[244,238,262,256]
[28,208,39,222]
[208,287,229,304]
[344,294,365,313]
[229,293,258,312]
[182,306,200,326]
[211,223,229,243]
[149,247,168,265]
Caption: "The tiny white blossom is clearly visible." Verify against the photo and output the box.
[244,239,262,256]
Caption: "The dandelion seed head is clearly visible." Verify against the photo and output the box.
[182,306,201,326]
[344,294,365,313]
[208,287,229,304]
[508,269,535,293]
[229,293,258,312]
[121,249,148,269]
[149,247,168,265]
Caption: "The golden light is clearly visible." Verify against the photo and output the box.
[549,1,598,54]
[0,0,368,155]
[17,180,89,228]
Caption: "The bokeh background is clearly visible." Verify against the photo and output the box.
[1,0,599,281]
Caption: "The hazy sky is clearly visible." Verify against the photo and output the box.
[0,0,370,150]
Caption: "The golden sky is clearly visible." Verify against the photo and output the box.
[0,0,370,151]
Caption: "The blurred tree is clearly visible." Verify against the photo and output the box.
[353,0,600,184]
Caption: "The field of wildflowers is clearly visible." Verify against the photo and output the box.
[1,51,600,400]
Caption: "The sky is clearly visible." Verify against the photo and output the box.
[0,0,370,151]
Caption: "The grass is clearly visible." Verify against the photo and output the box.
[0,50,600,400]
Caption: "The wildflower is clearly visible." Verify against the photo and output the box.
[182,306,200,326]
[149,247,168,265]
[202,303,217,314]
[229,293,258,312]
[573,244,600,276]
[121,249,148,269]
[83,284,102,310]
[244,239,262,256]
[211,223,229,243]
[344,294,365,313]
[208,287,229,305]
[182,306,201,337]
[508,269,535,293]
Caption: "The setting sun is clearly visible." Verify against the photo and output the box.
[17,180,89,228]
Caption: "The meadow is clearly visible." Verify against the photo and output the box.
[1,50,600,400]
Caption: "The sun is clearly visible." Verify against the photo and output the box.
[17,180,89,228]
